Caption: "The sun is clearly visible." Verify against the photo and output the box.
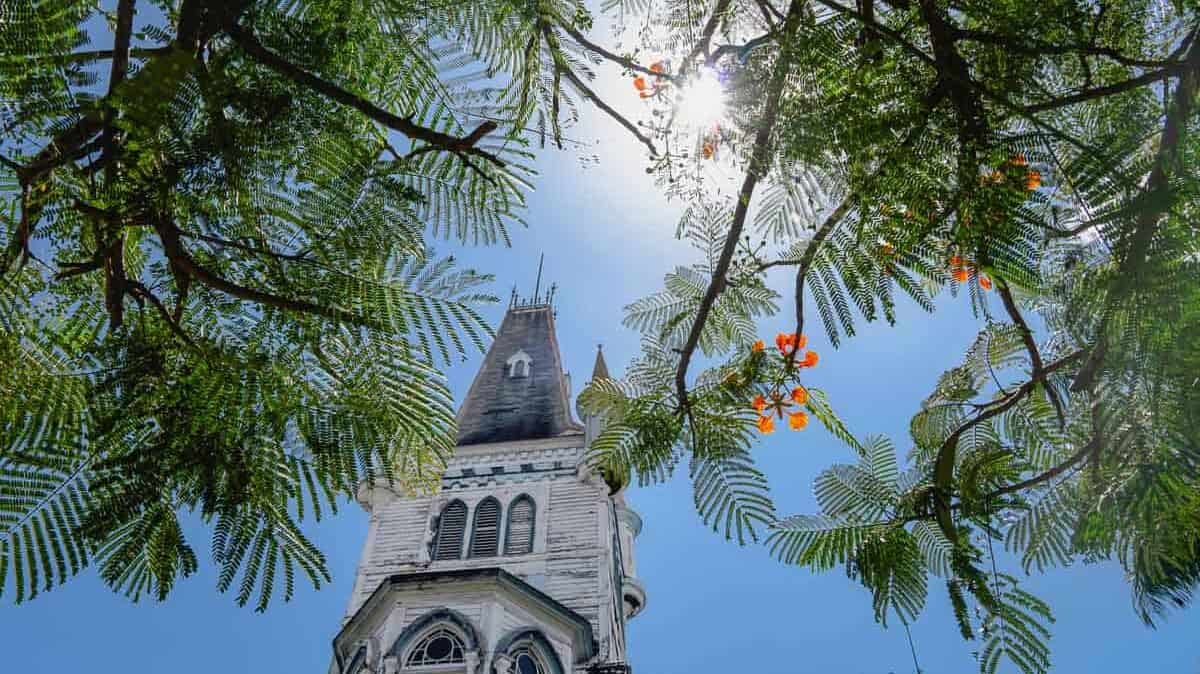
[674,67,727,131]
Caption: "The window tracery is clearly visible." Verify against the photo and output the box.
[404,627,465,667]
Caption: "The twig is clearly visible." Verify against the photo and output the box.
[556,21,677,80]
[984,440,1094,500]
[541,25,659,156]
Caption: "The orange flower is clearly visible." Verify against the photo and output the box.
[639,90,654,99]
[791,386,809,405]
[952,267,970,282]
[949,254,964,269]
[756,414,776,434]
[649,60,666,74]
[979,275,993,290]
[788,410,809,430]
[1026,169,1042,190]
[879,241,895,256]
[702,141,715,159]
[1010,152,1027,166]
[633,76,648,91]
[801,350,819,368]
[775,332,798,355]
[751,339,765,353]
[752,395,768,412]
[985,170,1005,184]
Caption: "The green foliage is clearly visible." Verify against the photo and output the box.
[584,0,1200,671]
[0,0,606,609]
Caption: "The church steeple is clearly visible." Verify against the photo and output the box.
[336,288,641,674]
[454,302,582,446]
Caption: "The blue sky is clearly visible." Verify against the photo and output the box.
[3,9,1200,673]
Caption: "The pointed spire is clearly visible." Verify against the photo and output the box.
[454,303,582,446]
[591,344,611,381]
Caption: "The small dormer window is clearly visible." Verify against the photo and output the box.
[506,350,532,378]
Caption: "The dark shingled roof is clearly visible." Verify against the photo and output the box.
[455,304,582,446]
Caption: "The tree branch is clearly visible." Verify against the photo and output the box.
[540,25,659,157]
[674,0,805,414]
[226,24,502,165]
[1023,66,1178,113]
[127,279,197,348]
[685,0,736,68]
[984,440,1094,500]
[100,0,136,329]
[953,29,1176,69]
[155,222,364,326]
[996,279,1066,427]
[556,21,676,80]
[931,349,1086,542]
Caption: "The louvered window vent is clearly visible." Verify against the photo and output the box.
[433,501,467,561]
[504,496,535,555]
[468,497,501,558]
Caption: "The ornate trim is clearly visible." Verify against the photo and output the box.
[388,607,482,658]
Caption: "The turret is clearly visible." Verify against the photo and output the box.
[579,345,611,448]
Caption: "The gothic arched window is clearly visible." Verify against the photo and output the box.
[433,500,467,561]
[468,497,501,558]
[504,495,535,556]
[404,626,466,667]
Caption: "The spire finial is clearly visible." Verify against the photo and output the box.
[532,253,544,303]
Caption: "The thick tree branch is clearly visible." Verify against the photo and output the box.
[100,0,136,329]
[685,0,736,68]
[674,0,805,413]
[226,24,502,165]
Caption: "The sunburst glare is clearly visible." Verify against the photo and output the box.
[674,67,728,132]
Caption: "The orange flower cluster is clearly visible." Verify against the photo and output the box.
[1012,152,1040,189]
[633,60,669,99]
[983,153,1041,192]
[749,332,820,434]
[949,255,993,290]
[751,386,810,434]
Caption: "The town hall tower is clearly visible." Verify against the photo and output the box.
[330,295,645,674]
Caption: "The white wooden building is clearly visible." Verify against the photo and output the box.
[331,298,645,674]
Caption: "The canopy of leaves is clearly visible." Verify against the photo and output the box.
[575,1,1200,672]
[0,0,619,610]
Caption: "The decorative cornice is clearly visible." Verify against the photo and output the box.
[334,568,597,665]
